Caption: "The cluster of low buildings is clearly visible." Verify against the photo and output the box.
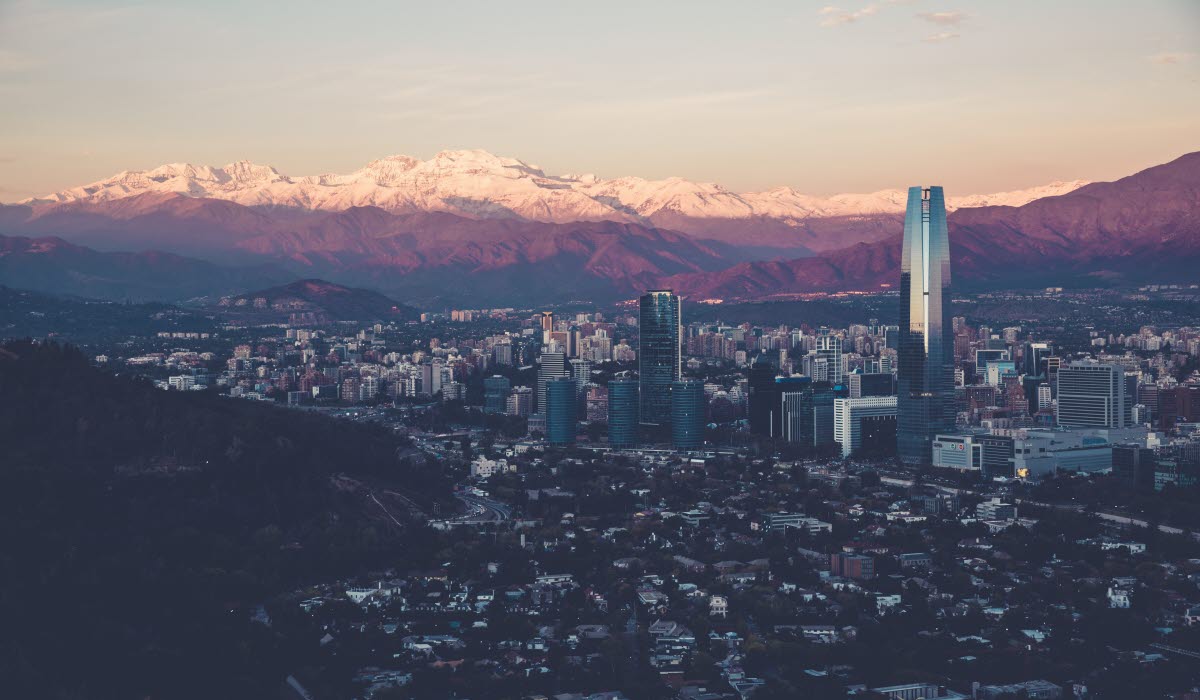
[265,434,1200,698]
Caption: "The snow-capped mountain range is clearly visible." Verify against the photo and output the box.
[25,149,1089,223]
[2,150,1196,305]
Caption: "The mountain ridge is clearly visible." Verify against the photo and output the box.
[3,151,1195,305]
[666,151,1200,299]
[22,149,1090,226]
[0,232,294,301]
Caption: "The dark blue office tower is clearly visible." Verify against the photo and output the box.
[671,379,706,451]
[608,379,639,448]
[546,377,577,446]
[639,290,682,426]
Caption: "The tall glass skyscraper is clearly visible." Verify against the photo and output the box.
[671,379,706,451]
[546,377,577,445]
[897,186,955,465]
[608,379,639,448]
[483,375,511,414]
[815,332,844,386]
[537,351,567,414]
[748,354,780,436]
[639,290,682,425]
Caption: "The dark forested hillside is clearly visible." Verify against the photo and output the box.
[0,340,452,699]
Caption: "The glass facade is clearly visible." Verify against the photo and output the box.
[639,290,681,425]
[671,379,705,450]
[748,353,780,436]
[608,379,639,448]
[483,375,511,414]
[537,351,567,414]
[897,186,955,465]
[546,377,577,445]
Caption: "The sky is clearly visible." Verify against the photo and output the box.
[0,0,1197,202]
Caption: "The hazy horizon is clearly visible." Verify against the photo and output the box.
[2,0,1198,202]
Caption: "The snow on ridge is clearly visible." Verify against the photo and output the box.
[24,150,1090,222]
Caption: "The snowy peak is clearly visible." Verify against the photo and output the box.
[950,180,1092,209]
[26,150,1090,223]
[220,160,284,184]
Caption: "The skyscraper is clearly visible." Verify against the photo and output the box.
[897,186,955,465]
[775,376,813,442]
[815,332,844,386]
[748,353,780,436]
[849,371,896,399]
[567,325,581,358]
[546,377,577,445]
[506,386,533,417]
[834,396,898,458]
[608,379,639,448]
[570,358,593,396]
[1022,342,1052,377]
[1056,361,1128,428]
[537,351,567,413]
[639,290,682,425]
[483,375,511,414]
[671,379,706,451]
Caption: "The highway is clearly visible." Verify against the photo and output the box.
[451,491,512,523]
[879,475,1198,538]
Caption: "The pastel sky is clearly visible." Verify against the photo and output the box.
[1,0,1197,202]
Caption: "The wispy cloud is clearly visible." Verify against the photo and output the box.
[1149,51,1195,65]
[923,32,960,43]
[0,49,37,73]
[818,5,879,27]
[918,10,968,26]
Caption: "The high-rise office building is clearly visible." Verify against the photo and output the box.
[493,342,514,366]
[773,377,836,448]
[506,386,533,417]
[883,326,899,351]
[671,379,706,451]
[815,333,844,386]
[1056,362,1128,428]
[639,290,682,425]
[748,354,780,436]
[537,351,568,413]
[1037,383,1053,412]
[567,325,581,358]
[1022,342,1052,377]
[545,377,577,445]
[834,396,898,458]
[897,186,955,465]
[483,375,511,414]
[540,311,555,344]
[848,371,896,398]
[570,358,593,395]
[608,379,639,448]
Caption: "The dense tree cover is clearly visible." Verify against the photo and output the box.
[0,285,212,344]
[1024,473,1200,531]
[0,340,454,699]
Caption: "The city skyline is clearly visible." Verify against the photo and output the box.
[5,3,1200,698]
